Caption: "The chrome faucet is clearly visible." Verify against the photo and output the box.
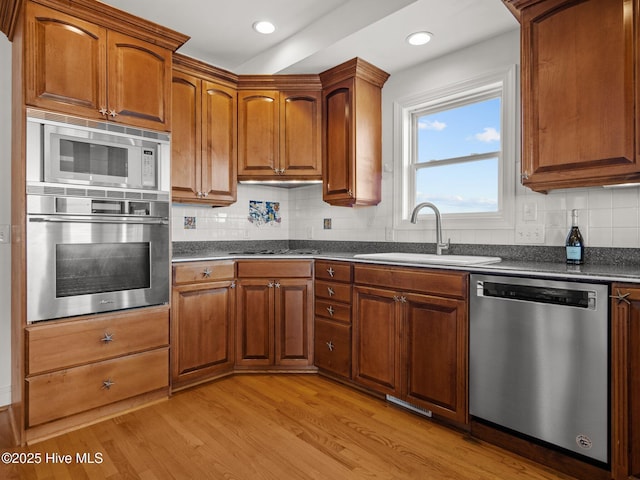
[410,202,450,255]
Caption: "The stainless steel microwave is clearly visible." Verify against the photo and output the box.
[26,109,170,192]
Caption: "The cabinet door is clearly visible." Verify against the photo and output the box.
[403,292,468,424]
[314,318,351,378]
[611,284,640,480]
[237,91,279,177]
[323,80,354,204]
[171,71,201,202]
[107,31,171,130]
[280,91,322,178]
[275,278,313,366]
[201,81,237,204]
[236,279,274,366]
[353,285,402,396]
[171,281,235,389]
[521,0,636,191]
[24,2,107,119]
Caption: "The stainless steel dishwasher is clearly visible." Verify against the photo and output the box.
[469,274,609,464]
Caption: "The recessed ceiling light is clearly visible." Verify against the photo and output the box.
[253,21,276,34]
[406,31,433,46]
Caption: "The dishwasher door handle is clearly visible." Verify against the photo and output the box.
[475,279,598,310]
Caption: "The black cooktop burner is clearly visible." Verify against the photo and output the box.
[229,248,319,255]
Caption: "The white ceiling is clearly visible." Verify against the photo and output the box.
[100,0,519,75]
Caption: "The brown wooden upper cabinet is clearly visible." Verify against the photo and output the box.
[23,1,186,131]
[320,58,389,206]
[237,87,322,180]
[172,55,238,205]
[506,0,637,192]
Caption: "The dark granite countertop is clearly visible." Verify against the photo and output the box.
[172,241,640,284]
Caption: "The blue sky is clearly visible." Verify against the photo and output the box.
[415,97,501,213]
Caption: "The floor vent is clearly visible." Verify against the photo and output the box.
[386,395,432,418]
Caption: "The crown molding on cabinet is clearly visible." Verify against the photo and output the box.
[319,57,390,89]
[4,0,190,50]
[0,0,22,40]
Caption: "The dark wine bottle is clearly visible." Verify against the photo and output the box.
[565,209,584,265]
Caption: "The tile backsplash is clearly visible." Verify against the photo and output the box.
[171,180,640,249]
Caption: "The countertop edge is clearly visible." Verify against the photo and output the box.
[171,253,640,284]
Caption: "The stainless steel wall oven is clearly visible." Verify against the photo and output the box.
[26,109,171,323]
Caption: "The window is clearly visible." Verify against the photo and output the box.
[394,66,517,229]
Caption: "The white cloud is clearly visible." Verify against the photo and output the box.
[418,119,446,131]
[474,127,500,143]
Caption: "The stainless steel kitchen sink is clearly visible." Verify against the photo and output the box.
[352,252,501,266]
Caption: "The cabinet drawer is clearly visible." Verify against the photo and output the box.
[27,348,168,427]
[315,299,351,324]
[354,265,468,299]
[26,307,169,375]
[173,260,235,285]
[315,261,352,282]
[236,260,312,278]
[315,280,351,302]
[314,319,351,378]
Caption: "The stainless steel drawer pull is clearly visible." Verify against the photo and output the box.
[102,379,115,390]
[101,333,114,343]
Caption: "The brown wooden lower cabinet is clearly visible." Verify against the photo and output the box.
[611,283,640,480]
[236,260,314,370]
[24,305,170,439]
[171,261,236,389]
[27,348,168,427]
[353,264,468,425]
[314,260,353,379]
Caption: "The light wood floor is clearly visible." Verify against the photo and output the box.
[0,374,578,479]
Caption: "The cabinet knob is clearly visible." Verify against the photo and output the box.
[230,281,237,289]
[327,267,335,277]
[326,305,335,316]
[100,332,114,343]
[326,340,335,352]
[274,282,281,289]
[611,289,631,305]
[327,287,335,296]
[202,268,212,278]
[521,172,529,181]
[109,109,118,118]
[99,107,108,116]
[268,281,274,288]
[102,379,115,390]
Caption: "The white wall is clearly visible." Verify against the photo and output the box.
[0,35,12,406]
[178,28,640,250]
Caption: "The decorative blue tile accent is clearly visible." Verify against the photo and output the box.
[248,200,281,226]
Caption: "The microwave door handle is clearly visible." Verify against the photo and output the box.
[28,215,169,225]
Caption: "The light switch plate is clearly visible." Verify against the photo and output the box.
[515,224,545,244]
[0,224,10,244]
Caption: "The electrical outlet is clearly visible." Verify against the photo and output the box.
[515,225,545,244]
[0,224,9,244]
[522,203,538,221]
[385,227,395,242]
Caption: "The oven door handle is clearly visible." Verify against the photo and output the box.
[28,215,169,225]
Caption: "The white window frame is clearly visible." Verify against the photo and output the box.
[393,65,518,230]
